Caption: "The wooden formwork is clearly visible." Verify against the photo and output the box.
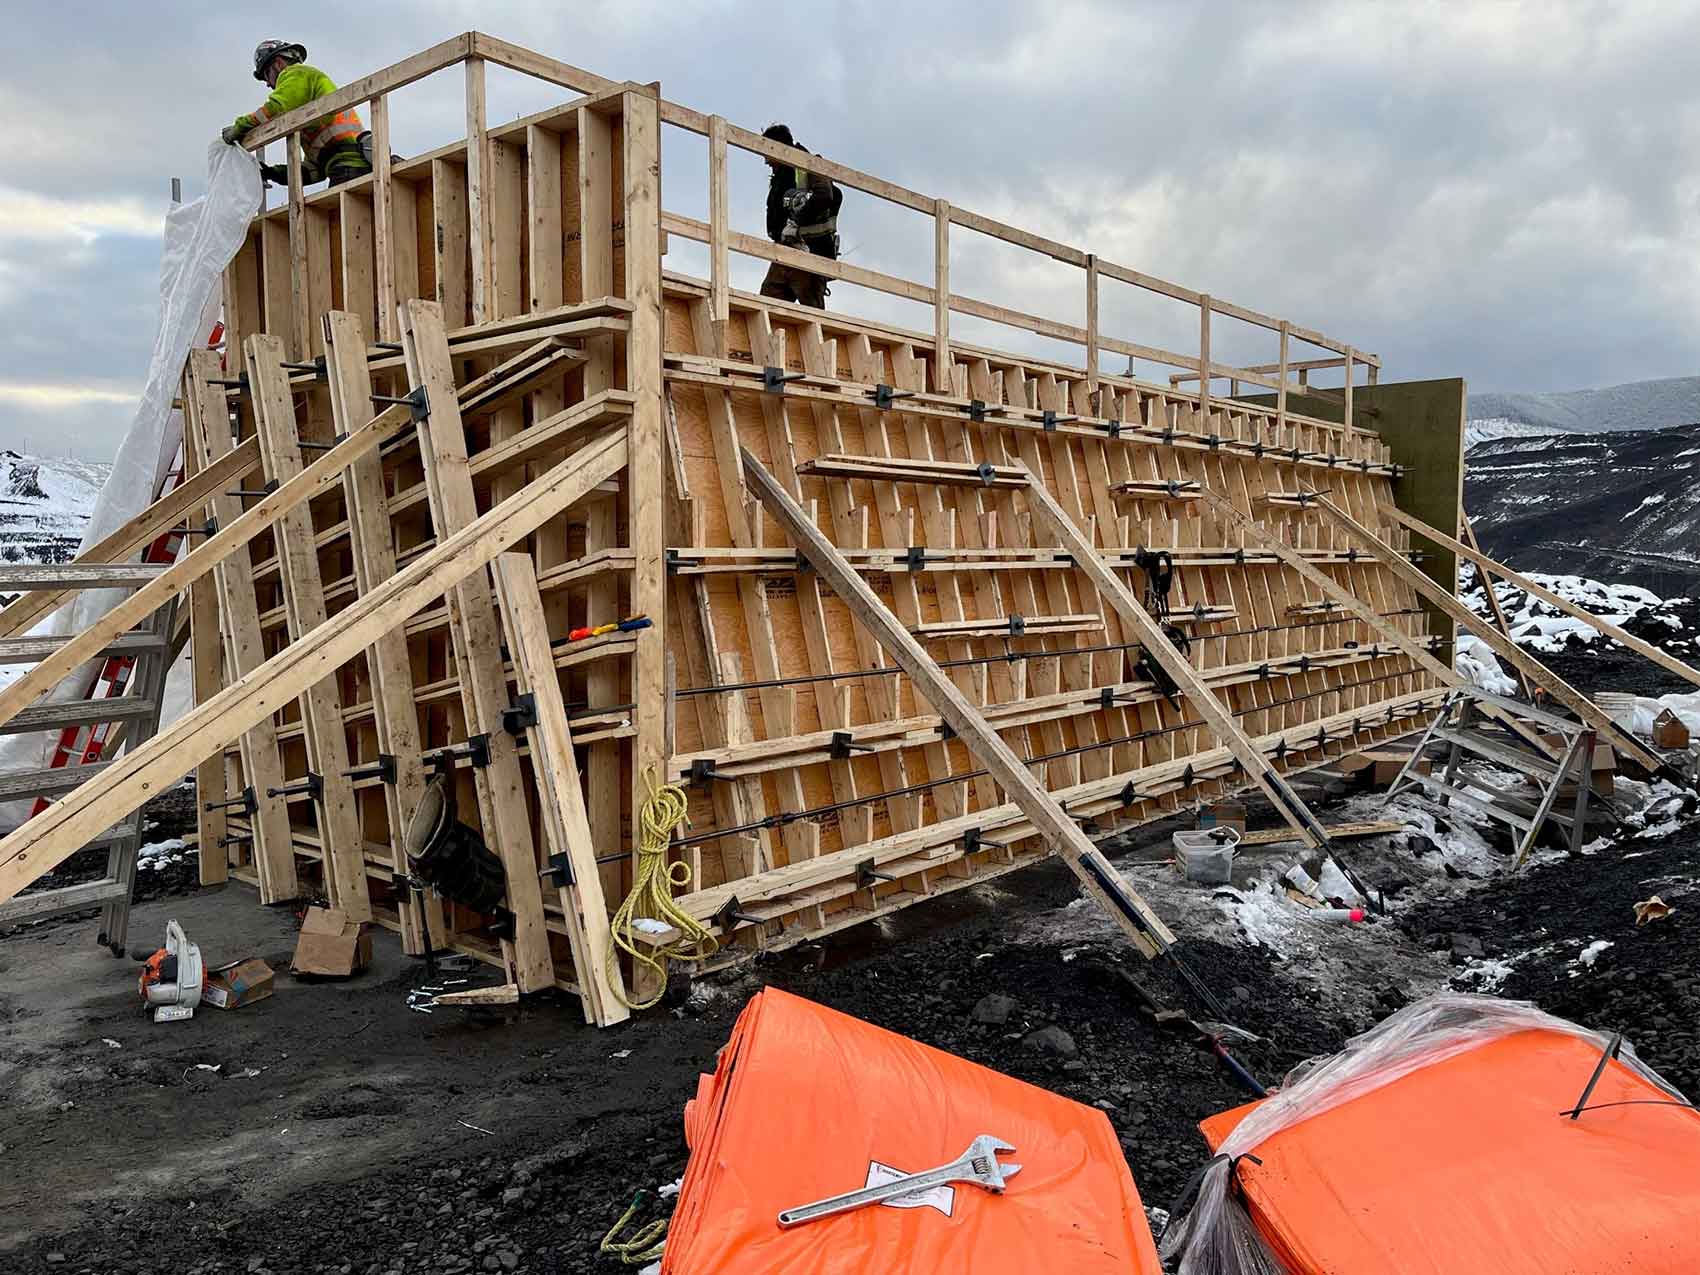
[0,34,1476,1018]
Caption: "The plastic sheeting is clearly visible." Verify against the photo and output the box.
[664,987,1160,1274]
[0,141,260,831]
[1162,992,1698,1274]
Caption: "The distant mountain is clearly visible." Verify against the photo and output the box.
[1467,375,1700,435]
[1464,423,1700,595]
[1463,417,1565,449]
[0,450,110,568]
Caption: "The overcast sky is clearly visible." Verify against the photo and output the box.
[3,1,1699,460]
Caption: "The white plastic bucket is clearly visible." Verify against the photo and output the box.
[1173,827,1241,884]
[1596,692,1637,730]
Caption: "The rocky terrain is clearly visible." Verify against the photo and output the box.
[0,450,108,574]
[1465,422,1700,596]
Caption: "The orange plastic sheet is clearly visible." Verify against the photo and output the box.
[664,987,1161,1274]
[1192,1024,1700,1274]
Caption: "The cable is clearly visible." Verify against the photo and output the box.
[1560,1098,1697,1118]
[599,1190,669,1265]
[607,769,716,1009]
[661,666,1436,851]
[674,610,1429,698]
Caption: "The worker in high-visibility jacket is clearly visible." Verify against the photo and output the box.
[221,40,372,188]
[759,124,842,310]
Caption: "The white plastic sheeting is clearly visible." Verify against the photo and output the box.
[0,142,261,832]
[1453,632,1518,695]
[1159,992,1689,1275]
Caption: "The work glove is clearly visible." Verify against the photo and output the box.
[221,121,250,146]
[782,187,811,217]
[260,163,290,187]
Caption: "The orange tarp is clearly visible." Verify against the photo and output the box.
[665,987,1161,1274]
[1199,1028,1700,1274]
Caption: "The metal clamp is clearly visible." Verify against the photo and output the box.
[829,731,876,761]
[965,399,989,422]
[1006,614,1026,637]
[204,785,257,815]
[855,858,899,889]
[216,832,253,848]
[425,735,490,774]
[871,383,915,410]
[344,754,397,785]
[502,693,538,736]
[228,479,280,501]
[963,827,1008,856]
[370,385,430,421]
[1042,410,1076,432]
[714,895,767,933]
[174,518,218,537]
[539,853,576,887]
[976,462,998,486]
[689,757,737,786]
[762,365,805,393]
[267,772,324,801]
[905,545,927,572]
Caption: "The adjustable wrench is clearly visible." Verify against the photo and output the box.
[777,1134,1021,1228]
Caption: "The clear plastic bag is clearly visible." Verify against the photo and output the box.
[1160,991,1691,1275]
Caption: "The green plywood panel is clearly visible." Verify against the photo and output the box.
[1236,378,1466,643]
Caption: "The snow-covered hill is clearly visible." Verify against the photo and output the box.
[1468,375,1700,436]
[0,450,109,568]
[1463,417,1571,450]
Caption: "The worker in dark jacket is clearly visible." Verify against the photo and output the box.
[759,124,842,309]
[222,40,373,188]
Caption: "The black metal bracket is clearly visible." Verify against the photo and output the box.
[228,479,280,501]
[1100,686,1139,710]
[762,365,805,393]
[976,462,998,486]
[344,754,398,785]
[426,735,490,774]
[963,827,1008,856]
[1102,419,1122,439]
[208,373,250,390]
[966,399,989,422]
[1007,614,1026,637]
[855,858,899,888]
[267,771,324,801]
[205,785,257,815]
[714,895,767,933]
[281,355,328,382]
[1042,410,1076,432]
[1119,781,1141,807]
[938,720,956,741]
[689,757,737,786]
[175,518,218,537]
[371,385,430,421]
[829,731,876,761]
[905,545,926,572]
[1206,434,1222,450]
[871,383,914,410]
[502,693,539,736]
[539,853,576,888]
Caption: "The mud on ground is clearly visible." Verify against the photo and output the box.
[6,761,1695,1274]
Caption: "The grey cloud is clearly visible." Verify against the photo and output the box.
[4,0,1700,457]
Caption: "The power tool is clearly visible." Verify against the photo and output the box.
[137,920,204,1022]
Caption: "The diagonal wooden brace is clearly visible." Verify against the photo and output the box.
[739,446,1175,959]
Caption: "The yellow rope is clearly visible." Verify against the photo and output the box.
[608,767,716,1009]
[599,1190,669,1265]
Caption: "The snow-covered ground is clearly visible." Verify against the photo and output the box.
[1460,570,1691,655]
[0,450,109,569]
[1463,417,1569,450]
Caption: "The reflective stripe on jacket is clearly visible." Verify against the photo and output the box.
[236,63,364,163]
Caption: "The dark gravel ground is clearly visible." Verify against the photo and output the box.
[6,651,1697,1273]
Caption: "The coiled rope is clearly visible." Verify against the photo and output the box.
[608,768,717,1009]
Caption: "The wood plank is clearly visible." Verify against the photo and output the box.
[400,297,555,992]
[246,335,372,919]
[624,89,670,879]
[740,446,1176,958]
[490,553,629,1026]
[322,309,443,952]
[1462,513,1532,699]
[241,34,473,148]
[0,425,630,908]
[182,435,228,886]
[181,352,298,901]
[0,564,166,591]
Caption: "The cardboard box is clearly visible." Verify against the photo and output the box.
[291,907,373,977]
[1197,803,1246,835]
[204,957,274,1009]
[1652,709,1690,750]
[1359,750,1430,786]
